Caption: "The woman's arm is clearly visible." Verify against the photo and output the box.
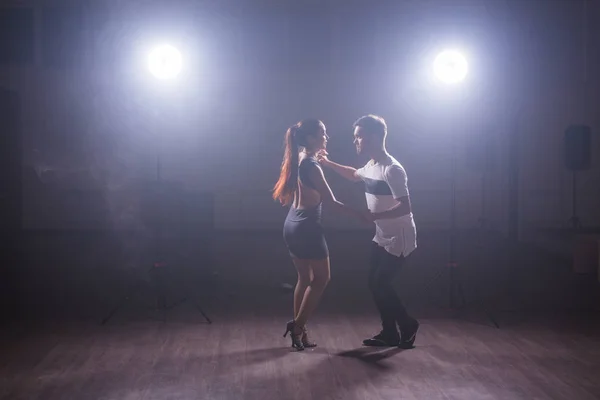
[307,162,370,221]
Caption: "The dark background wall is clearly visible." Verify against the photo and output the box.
[1,0,599,233]
[1,0,599,319]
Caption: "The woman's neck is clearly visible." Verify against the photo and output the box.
[302,149,318,158]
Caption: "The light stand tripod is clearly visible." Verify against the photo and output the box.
[446,148,465,310]
[101,43,212,326]
[427,136,500,328]
[101,154,212,326]
[478,169,488,230]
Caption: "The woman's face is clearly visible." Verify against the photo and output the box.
[306,123,329,151]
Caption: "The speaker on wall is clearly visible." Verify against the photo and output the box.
[564,124,591,171]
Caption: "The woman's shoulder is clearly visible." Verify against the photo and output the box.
[299,156,320,168]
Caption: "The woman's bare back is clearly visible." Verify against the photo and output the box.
[293,154,322,209]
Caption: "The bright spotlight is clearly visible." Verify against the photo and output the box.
[433,50,468,84]
[148,44,182,80]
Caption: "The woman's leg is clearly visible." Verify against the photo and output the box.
[292,258,312,319]
[294,257,331,328]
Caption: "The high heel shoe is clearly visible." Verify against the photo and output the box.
[301,326,317,348]
[283,320,304,351]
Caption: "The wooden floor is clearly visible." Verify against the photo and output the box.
[2,300,600,400]
[2,229,600,399]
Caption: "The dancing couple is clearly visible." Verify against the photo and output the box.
[272,115,419,351]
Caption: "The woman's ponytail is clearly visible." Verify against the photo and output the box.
[272,124,300,206]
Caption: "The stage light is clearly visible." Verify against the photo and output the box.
[148,44,182,80]
[433,50,468,84]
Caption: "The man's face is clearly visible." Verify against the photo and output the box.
[353,126,369,156]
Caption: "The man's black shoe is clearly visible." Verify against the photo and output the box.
[362,331,400,347]
[399,319,419,349]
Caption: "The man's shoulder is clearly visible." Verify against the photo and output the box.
[386,154,403,167]
[384,156,406,174]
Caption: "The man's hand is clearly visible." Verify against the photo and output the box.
[316,149,330,167]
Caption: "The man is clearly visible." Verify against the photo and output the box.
[318,114,419,348]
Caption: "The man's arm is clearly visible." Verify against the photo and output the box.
[318,153,362,182]
[372,195,412,220]
[372,164,412,220]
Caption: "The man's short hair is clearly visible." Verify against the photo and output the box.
[353,114,387,138]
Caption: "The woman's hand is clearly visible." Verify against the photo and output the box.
[356,209,376,224]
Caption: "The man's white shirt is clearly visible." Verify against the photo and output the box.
[356,155,417,258]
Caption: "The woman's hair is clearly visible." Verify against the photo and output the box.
[272,118,324,206]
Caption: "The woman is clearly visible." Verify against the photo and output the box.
[273,119,367,351]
